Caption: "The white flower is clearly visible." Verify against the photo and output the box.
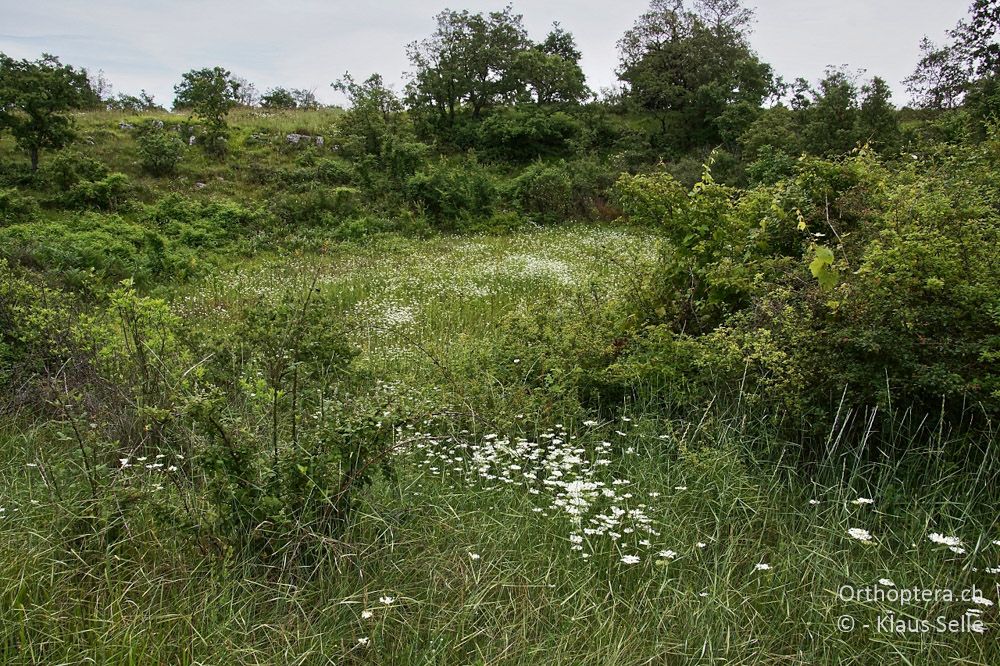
[949,545,967,554]
[696,542,707,548]
[379,596,395,605]
[361,610,373,619]
[847,528,873,542]
[620,554,641,564]
[993,539,1000,546]
[119,458,130,467]
[808,499,820,505]
[468,552,480,560]
[582,420,598,427]
[971,595,994,607]
[852,497,874,505]
[674,486,687,491]
[657,550,677,560]
[357,637,370,646]
[878,578,896,587]
[755,562,772,571]
[928,533,963,548]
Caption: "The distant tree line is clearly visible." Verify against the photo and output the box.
[2,0,999,167]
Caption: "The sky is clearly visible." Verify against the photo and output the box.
[0,0,973,108]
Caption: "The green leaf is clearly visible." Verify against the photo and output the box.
[809,245,838,291]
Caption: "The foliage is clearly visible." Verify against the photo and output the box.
[614,147,1000,442]
[0,53,94,170]
[475,106,581,161]
[0,187,39,226]
[173,67,240,156]
[617,0,774,152]
[405,156,497,224]
[136,124,185,176]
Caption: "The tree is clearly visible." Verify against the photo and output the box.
[515,48,589,105]
[802,67,861,155]
[232,76,259,107]
[261,87,298,109]
[405,5,530,130]
[857,76,899,151]
[904,37,970,109]
[617,0,773,152]
[332,73,404,155]
[0,53,93,170]
[173,67,240,155]
[108,90,161,113]
[291,89,320,110]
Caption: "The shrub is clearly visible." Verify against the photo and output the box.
[612,148,1000,445]
[508,162,573,224]
[476,107,581,162]
[40,150,108,191]
[507,158,613,224]
[0,187,39,225]
[65,172,134,211]
[405,157,497,224]
[136,126,185,176]
[269,186,360,226]
[0,213,184,288]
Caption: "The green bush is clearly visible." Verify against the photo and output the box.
[269,186,361,226]
[613,148,1000,443]
[136,126,185,176]
[0,187,39,225]
[507,158,612,224]
[40,150,108,191]
[0,212,186,287]
[475,107,581,162]
[405,157,497,224]
[65,172,134,211]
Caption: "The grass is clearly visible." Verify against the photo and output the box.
[2,223,998,664]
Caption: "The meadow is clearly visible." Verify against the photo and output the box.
[3,1,1000,660]
[2,221,997,664]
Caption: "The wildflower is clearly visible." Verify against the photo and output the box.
[119,458,130,467]
[696,542,707,548]
[620,554,641,564]
[852,497,874,506]
[582,420,598,427]
[878,578,896,587]
[674,486,687,491]
[357,637,370,646]
[847,528,873,542]
[928,533,963,548]
[971,594,994,607]
[755,562,772,571]
[657,550,677,560]
[361,610,373,619]
[808,499,820,505]
[468,552,481,560]
[379,596,395,605]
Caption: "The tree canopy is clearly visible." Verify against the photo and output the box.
[0,53,94,170]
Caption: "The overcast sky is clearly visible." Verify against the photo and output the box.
[0,0,972,108]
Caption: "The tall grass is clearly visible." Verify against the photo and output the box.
[2,226,997,664]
